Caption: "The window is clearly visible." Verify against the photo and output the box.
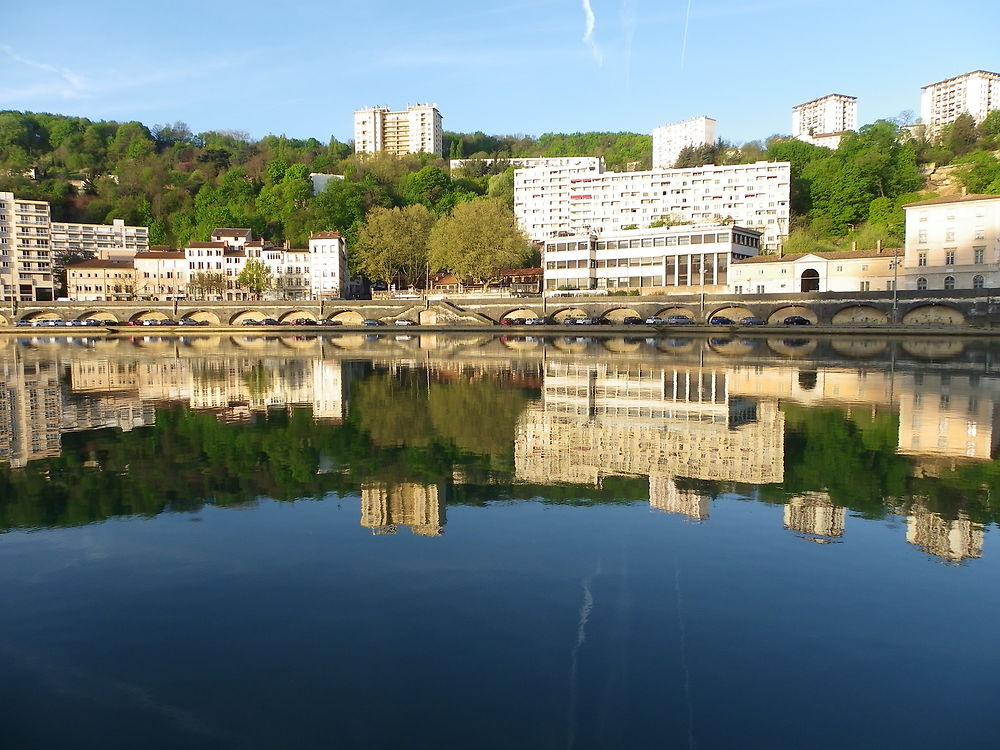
[944,275,955,289]
[975,248,985,264]
[973,274,985,289]
[945,251,955,265]
[918,230,927,243]
[860,281,870,291]
[917,277,927,290]
[975,228,985,240]
[945,229,955,242]
[918,252,927,267]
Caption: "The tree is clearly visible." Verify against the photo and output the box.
[189,271,227,300]
[237,258,271,300]
[354,204,436,288]
[427,198,533,286]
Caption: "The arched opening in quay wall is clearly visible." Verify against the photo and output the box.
[831,305,888,325]
[767,306,818,325]
[902,304,965,326]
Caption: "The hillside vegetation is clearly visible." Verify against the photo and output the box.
[1,110,999,261]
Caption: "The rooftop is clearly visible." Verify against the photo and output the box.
[734,249,902,264]
[903,193,1000,208]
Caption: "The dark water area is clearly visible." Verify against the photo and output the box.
[1,333,999,749]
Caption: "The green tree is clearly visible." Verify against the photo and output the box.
[427,198,533,286]
[237,258,271,300]
[354,204,436,288]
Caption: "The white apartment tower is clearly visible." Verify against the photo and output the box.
[353,104,443,157]
[514,160,791,251]
[0,191,52,301]
[652,116,716,169]
[921,70,1000,137]
[792,94,857,148]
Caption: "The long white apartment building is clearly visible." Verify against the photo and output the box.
[449,156,604,173]
[0,191,52,301]
[542,223,761,293]
[652,116,716,169]
[792,94,857,148]
[50,217,148,259]
[354,104,443,157]
[515,160,790,251]
[921,70,1000,137]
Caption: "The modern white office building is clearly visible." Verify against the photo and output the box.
[541,223,761,292]
[49,218,148,259]
[353,104,443,157]
[920,70,1000,137]
[514,160,791,251]
[791,94,857,148]
[652,116,716,169]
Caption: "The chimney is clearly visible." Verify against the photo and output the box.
[851,241,857,252]
[877,239,882,251]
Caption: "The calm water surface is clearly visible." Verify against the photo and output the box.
[1,333,999,749]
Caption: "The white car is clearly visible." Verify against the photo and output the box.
[394,319,417,326]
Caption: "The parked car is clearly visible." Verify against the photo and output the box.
[501,317,527,325]
[709,316,735,326]
[622,316,643,325]
[362,319,385,326]
[241,318,262,326]
[291,318,317,326]
[783,315,812,326]
[644,316,665,325]
[14,319,31,327]
[664,315,695,325]
[394,319,417,326]
[260,318,281,326]
[740,316,766,326]
[525,317,550,325]
[317,318,342,326]
[178,318,208,326]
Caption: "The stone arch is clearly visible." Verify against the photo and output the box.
[901,304,964,326]
[230,310,264,325]
[500,307,538,322]
[656,305,697,320]
[0,312,9,326]
[77,311,120,324]
[21,311,63,323]
[767,305,817,325]
[901,339,965,359]
[831,305,888,326]
[280,310,315,323]
[181,310,221,326]
[707,337,757,356]
[800,268,820,292]
[329,310,365,325]
[602,307,642,323]
[767,338,818,357]
[550,306,587,323]
[129,310,171,324]
[708,306,754,322]
[601,337,642,352]
[831,339,888,358]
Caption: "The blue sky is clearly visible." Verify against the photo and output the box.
[3,0,997,146]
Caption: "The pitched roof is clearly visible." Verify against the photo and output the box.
[903,193,1000,208]
[211,228,252,238]
[734,249,902,264]
[67,259,134,270]
[310,231,343,240]
[134,250,185,260]
[186,241,228,249]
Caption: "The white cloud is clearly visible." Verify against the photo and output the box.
[0,44,90,100]
[581,0,603,65]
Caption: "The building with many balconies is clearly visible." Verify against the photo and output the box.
[920,70,1000,138]
[354,104,443,157]
[791,94,857,149]
[0,191,52,301]
[514,160,790,251]
[652,116,716,169]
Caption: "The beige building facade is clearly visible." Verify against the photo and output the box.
[353,104,443,157]
[920,70,1000,137]
[652,116,716,169]
[729,248,901,295]
[0,191,52,301]
[66,259,135,301]
[791,94,857,148]
[902,194,1000,291]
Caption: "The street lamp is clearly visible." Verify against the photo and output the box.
[891,255,900,324]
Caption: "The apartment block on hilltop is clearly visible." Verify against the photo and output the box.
[449,156,604,174]
[514,160,790,251]
[354,104,443,157]
[652,116,716,169]
[921,70,1000,137]
[792,94,857,148]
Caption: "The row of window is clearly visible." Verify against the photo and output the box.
[915,275,985,289]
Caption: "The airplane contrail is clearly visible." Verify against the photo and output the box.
[582,0,603,65]
[681,0,693,65]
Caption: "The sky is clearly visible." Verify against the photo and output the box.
[2,0,998,147]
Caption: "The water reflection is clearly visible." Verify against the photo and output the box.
[1,334,998,564]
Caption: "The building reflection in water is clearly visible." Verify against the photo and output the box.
[360,482,446,536]
[783,492,846,540]
[514,362,785,516]
[2,338,1000,563]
